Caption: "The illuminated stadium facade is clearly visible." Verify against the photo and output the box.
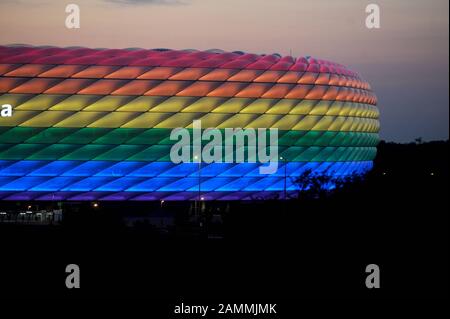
[0,45,379,201]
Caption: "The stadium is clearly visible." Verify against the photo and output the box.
[0,45,379,201]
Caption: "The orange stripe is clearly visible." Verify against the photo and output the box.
[176,81,220,97]
[44,79,95,94]
[105,66,150,79]
[228,69,263,82]
[285,84,313,99]
[111,79,160,95]
[9,78,60,94]
[72,66,119,78]
[235,83,271,98]
[261,84,295,98]
[5,64,52,77]
[78,79,128,95]
[207,82,247,97]
[0,77,27,93]
[38,65,87,78]
[138,67,181,80]
[199,68,237,81]
[144,80,190,96]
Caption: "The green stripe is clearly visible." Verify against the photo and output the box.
[0,143,377,162]
[0,127,379,147]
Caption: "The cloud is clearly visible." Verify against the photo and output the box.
[104,0,189,5]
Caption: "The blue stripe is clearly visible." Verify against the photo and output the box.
[0,160,373,192]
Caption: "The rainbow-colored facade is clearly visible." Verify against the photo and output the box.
[0,45,379,200]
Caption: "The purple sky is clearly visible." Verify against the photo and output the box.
[0,0,448,142]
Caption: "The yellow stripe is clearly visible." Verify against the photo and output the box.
[0,109,379,132]
[1,94,379,118]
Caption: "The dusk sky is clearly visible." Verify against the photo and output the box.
[0,0,448,142]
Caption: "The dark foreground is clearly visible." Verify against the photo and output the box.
[0,141,448,303]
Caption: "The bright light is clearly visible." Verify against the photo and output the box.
[430,172,434,176]
[93,202,99,208]
[200,197,205,201]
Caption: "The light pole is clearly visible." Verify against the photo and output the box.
[198,158,202,216]
[194,155,202,217]
[280,156,287,200]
